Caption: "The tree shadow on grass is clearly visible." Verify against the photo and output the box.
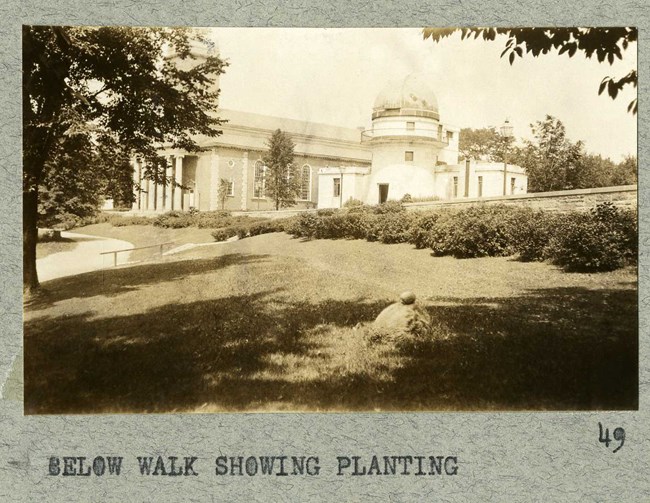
[383,286,638,410]
[24,291,389,414]
[24,285,637,413]
[27,253,272,310]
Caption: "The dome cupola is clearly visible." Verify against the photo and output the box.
[372,74,440,121]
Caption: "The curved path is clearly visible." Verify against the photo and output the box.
[37,231,135,282]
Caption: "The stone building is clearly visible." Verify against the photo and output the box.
[132,47,527,212]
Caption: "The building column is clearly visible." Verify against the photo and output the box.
[164,156,173,210]
[209,149,220,211]
[155,161,164,212]
[241,151,249,210]
[131,158,140,210]
[145,161,155,211]
[174,155,184,211]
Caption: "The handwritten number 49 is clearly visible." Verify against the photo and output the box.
[598,422,625,453]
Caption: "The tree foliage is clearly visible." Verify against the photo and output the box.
[611,155,637,186]
[514,115,585,192]
[423,27,637,114]
[458,127,499,161]
[217,178,230,210]
[459,127,515,163]
[262,129,300,210]
[38,133,105,229]
[513,115,636,192]
[23,25,227,291]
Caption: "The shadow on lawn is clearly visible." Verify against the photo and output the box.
[28,253,272,309]
[24,285,637,413]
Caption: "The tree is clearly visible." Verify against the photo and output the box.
[262,129,300,210]
[23,26,226,292]
[37,133,105,229]
[612,155,637,186]
[95,137,136,209]
[458,127,500,161]
[423,27,637,114]
[217,178,230,210]
[575,154,619,189]
[458,126,516,165]
[515,115,585,192]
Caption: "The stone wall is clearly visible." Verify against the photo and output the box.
[404,185,637,213]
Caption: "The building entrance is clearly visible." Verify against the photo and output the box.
[378,184,389,204]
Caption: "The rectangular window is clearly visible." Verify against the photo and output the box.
[227,180,234,197]
[510,177,516,195]
[300,166,311,200]
[406,121,415,130]
[447,131,454,141]
[478,176,483,197]
[405,151,414,162]
[453,176,458,198]
[333,177,341,197]
[253,162,265,198]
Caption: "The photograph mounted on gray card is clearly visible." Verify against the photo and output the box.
[22,27,637,414]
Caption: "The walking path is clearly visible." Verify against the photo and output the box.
[37,232,135,282]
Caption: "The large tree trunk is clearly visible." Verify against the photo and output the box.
[23,188,39,293]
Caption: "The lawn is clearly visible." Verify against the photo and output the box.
[77,222,217,247]
[24,232,638,413]
[36,238,78,259]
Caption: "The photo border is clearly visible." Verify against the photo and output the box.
[1,1,647,500]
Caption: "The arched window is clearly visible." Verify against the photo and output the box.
[300,164,311,200]
[254,160,266,198]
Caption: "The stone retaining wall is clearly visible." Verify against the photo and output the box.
[404,185,637,213]
[122,185,637,218]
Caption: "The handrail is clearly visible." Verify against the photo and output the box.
[99,241,175,255]
[100,241,175,267]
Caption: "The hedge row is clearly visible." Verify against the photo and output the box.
[79,210,274,231]
[285,202,637,272]
[211,218,291,242]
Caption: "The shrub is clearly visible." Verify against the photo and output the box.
[428,205,518,258]
[401,193,413,203]
[314,213,349,239]
[196,210,233,229]
[410,212,441,249]
[247,220,287,236]
[287,212,321,239]
[153,211,195,228]
[545,203,637,272]
[368,212,417,244]
[211,227,241,241]
[342,212,372,239]
[343,198,365,208]
[51,212,80,230]
[76,212,112,227]
[509,208,560,262]
[110,215,153,226]
[373,200,405,214]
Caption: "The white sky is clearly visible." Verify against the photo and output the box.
[209,28,637,162]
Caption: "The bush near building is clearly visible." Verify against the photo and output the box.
[285,202,637,272]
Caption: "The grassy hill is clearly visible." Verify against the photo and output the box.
[24,232,637,413]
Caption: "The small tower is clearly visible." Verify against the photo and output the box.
[165,29,220,99]
[364,74,458,203]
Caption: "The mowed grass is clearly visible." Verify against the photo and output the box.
[77,222,218,262]
[36,238,78,259]
[24,232,637,413]
[78,222,216,247]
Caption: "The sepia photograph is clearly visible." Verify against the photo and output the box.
[22,26,638,414]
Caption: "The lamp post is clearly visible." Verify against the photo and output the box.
[500,119,514,196]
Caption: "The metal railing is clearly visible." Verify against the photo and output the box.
[100,242,175,267]
[360,127,451,144]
